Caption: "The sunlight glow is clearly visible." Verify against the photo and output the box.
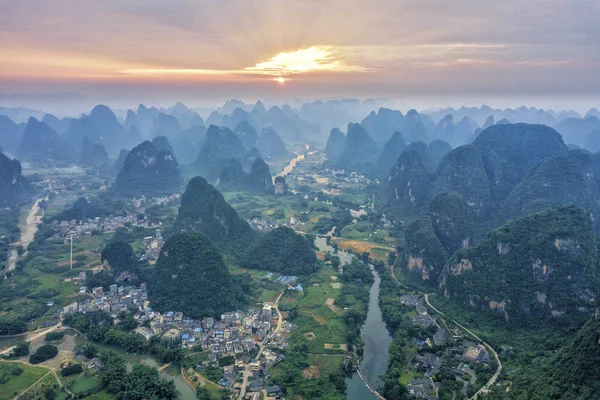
[117,46,368,78]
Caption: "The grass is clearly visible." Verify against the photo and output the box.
[306,354,344,375]
[0,361,50,400]
[69,374,102,394]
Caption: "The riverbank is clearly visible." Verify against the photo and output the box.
[3,197,46,274]
[314,237,390,400]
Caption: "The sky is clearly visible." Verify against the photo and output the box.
[0,0,599,113]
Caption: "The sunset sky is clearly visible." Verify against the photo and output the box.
[1,0,599,111]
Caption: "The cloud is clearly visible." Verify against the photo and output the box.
[0,0,598,97]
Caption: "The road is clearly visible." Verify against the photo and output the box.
[238,290,284,400]
[424,294,502,399]
[0,321,63,356]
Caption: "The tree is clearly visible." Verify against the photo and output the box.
[83,343,98,359]
[29,344,58,364]
[12,341,30,357]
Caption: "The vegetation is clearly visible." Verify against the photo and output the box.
[443,205,599,323]
[113,140,183,197]
[242,227,318,275]
[100,240,142,276]
[173,177,256,253]
[99,350,178,400]
[61,363,83,377]
[0,318,28,335]
[28,344,58,364]
[270,343,346,400]
[149,233,249,318]
[44,331,64,342]
[51,195,125,222]
[0,362,49,400]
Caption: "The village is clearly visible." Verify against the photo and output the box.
[398,295,494,400]
[62,278,293,399]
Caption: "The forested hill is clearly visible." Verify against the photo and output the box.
[148,233,248,318]
[0,152,34,206]
[113,141,183,197]
[242,227,318,275]
[441,205,599,324]
[173,176,256,253]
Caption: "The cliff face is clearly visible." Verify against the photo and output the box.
[0,153,34,206]
[441,206,599,322]
[113,141,183,197]
[173,177,256,253]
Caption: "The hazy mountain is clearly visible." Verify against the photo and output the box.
[79,136,110,167]
[163,102,204,129]
[428,140,453,169]
[194,125,246,181]
[173,176,256,252]
[17,117,71,163]
[324,128,346,161]
[242,147,263,171]
[376,131,406,176]
[218,157,274,194]
[151,136,174,156]
[361,108,405,145]
[0,153,34,206]
[326,123,380,172]
[555,116,600,149]
[403,109,430,143]
[501,150,600,225]
[247,158,275,193]
[0,115,24,154]
[41,113,71,135]
[113,141,182,197]
[234,120,259,149]
[114,149,128,171]
[67,105,129,153]
[258,127,288,158]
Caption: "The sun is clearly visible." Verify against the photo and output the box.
[276,77,286,84]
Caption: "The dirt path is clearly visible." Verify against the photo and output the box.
[12,371,52,400]
[0,322,63,356]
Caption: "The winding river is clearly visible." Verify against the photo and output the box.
[314,237,392,400]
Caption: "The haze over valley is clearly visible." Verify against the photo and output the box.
[1,1,600,400]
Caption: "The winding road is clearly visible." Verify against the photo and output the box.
[424,294,502,400]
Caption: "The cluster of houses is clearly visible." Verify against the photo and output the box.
[48,213,146,240]
[130,193,180,208]
[141,229,164,261]
[399,295,492,399]
[62,281,292,398]
[246,217,304,232]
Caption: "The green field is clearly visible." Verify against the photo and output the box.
[0,361,50,400]
[286,271,352,353]
[69,374,102,394]
[306,354,345,375]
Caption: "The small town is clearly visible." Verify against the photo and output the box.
[62,280,293,399]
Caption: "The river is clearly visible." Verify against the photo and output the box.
[276,150,316,178]
[314,237,392,400]
[3,197,46,275]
